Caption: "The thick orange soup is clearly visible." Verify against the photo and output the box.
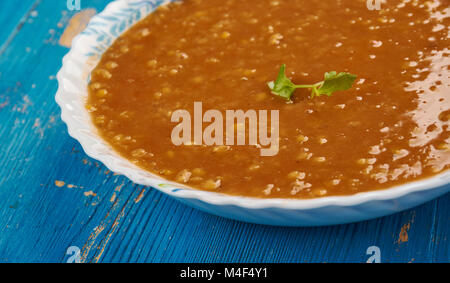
[87,0,449,198]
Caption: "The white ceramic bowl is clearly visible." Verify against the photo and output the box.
[56,0,450,226]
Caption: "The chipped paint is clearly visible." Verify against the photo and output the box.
[59,9,96,47]
[80,196,126,262]
[57,10,68,28]
[93,207,125,263]
[110,192,116,202]
[0,97,9,109]
[32,118,40,128]
[32,118,44,138]
[115,183,124,192]
[397,212,416,244]
[22,95,32,112]
[398,223,411,244]
[84,191,97,197]
[54,180,65,187]
[135,188,146,203]
[13,95,32,113]
[81,224,105,262]
[31,116,57,138]
[54,181,91,193]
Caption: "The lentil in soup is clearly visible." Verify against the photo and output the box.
[87,0,450,198]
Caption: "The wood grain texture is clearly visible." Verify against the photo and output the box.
[0,0,448,263]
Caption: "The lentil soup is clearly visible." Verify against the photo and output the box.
[87,0,450,198]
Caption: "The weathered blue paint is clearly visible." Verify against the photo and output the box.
[0,0,448,263]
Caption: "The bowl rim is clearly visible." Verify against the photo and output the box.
[56,0,450,211]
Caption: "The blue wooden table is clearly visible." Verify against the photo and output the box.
[0,0,448,263]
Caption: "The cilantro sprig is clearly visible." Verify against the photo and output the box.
[267,64,357,100]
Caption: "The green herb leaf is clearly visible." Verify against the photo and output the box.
[267,65,357,100]
[313,71,358,97]
[267,64,297,100]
